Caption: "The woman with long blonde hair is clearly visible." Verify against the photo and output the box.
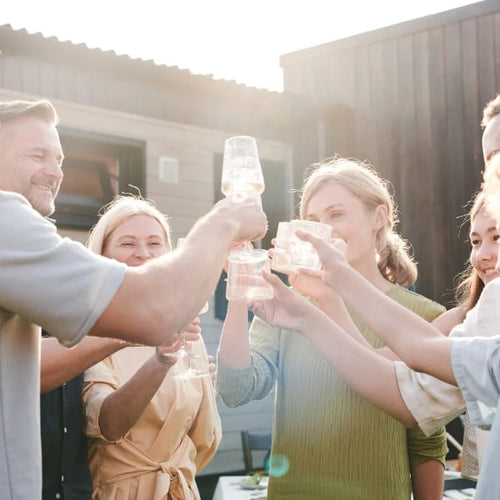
[83,195,221,499]
[217,157,447,499]
[252,154,500,499]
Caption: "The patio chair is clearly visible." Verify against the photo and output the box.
[240,430,272,473]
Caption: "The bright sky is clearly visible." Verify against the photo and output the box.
[0,0,483,92]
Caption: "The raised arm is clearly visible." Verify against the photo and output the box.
[218,301,252,369]
[250,272,417,427]
[87,320,200,441]
[96,352,177,441]
[288,270,372,349]
[91,198,267,345]
[297,233,456,384]
[1,193,266,349]
[41,322,200,393]
[41,336,126,393]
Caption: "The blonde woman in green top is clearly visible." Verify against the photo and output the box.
[217,157,448,499]
[251,191,493,487]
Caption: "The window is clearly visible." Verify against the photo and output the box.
[53,128,145,230]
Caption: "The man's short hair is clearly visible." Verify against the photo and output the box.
[0,99,59,126]
[481,94,500,129]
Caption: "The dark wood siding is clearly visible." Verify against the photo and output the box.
[282,0,500,304]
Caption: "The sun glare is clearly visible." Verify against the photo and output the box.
[0,0,483,92]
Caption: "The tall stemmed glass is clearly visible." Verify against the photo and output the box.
[159,238,210,379]
[172,304,210,380]
[221,136,265,201]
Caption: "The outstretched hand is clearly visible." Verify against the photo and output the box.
[158,317,201,353]
[268,236,329,301]
[288,269,329,302]
[179,316,201,343]
[249,271,316,333]
[223,241,254,273]
[295,232,349,290]
[214,197,268,243]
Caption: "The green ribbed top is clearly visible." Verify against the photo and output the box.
[217,284,447,500]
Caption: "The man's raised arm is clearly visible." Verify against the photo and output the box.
[91,197,267,345]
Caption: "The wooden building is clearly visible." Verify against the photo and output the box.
[2,0,500,480]
[281,0,500,304]
[0,24,301,474]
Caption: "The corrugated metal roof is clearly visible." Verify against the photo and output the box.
[0,23,280,94]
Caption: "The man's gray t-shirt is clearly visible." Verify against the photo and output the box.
[0,191,126,499]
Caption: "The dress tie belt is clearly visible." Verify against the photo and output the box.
[153,461,192,500]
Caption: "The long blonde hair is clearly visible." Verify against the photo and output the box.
[299,156,417,288]
[87,195,172,255]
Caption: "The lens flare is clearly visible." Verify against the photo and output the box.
[267,454,290,477]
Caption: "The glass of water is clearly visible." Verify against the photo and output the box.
[163,238,211,379]
[226,248,273,301]
[289,220,332,270]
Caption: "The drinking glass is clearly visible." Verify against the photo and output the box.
[270,222,293,273]
[226,248,273,301]
[289,220,332,270]
[159,238,210,379]
[171,305,210,380]
[221,136,265,201]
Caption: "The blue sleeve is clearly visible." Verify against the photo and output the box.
[451,336,500,428]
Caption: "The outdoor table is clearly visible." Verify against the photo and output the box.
[212,474,475,500]
[212,475,267,500]
[442,489,476,499]
[443,469,476,498]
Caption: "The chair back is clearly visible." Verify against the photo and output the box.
[241,430,272,473]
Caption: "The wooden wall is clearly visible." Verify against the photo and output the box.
[0,21,299,477]
[0,24,295,145]
[0,27,294,472]
[282,0,500,304]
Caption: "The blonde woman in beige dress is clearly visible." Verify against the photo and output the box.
[83,196,221,500]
